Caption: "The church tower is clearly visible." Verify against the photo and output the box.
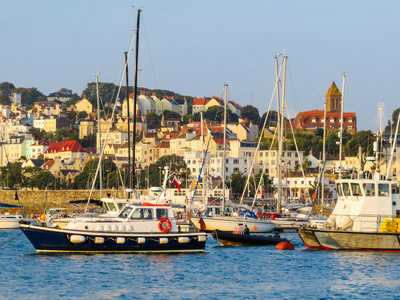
[325,81,342,113]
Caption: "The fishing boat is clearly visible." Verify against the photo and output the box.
[212,229,287,246]
[20,199,207,253]
[298,174,400,250]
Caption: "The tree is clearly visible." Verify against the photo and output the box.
[58,88,72,94]
[226,171,247,199]
[163,110,181,119]
[78,111,88,119]
[241,105,260,123]
[154,154,189,181]
[0,94,11,105]
[73,158,118,189]
[80,134,96,148]
[67,111,77,121]
[183,114,196,124]
[146,111,160,126]
[344,130,374,157]
[259,111,279,127]
[0,82,15,92]
[31,171,55,190]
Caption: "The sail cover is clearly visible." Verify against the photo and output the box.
[0,202,22,208]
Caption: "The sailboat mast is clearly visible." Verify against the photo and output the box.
[124,52,131,191]
[201,112,206,206]
[132,8,141,190]
[222,83,228,214]
[321,101,326,213]
[277,56,287,214]
[96,74,103,198]
[339,74,345,180]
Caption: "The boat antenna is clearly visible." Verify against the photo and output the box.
[132,8,141,191]
[96,74,103,199]
[338,73,345,180]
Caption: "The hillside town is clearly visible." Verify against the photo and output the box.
[0,80,396,203]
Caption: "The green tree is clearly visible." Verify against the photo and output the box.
[22,166,42,189]
[146,111,160,126]
[0,94,11,105]
[67,111,77,121]
[31,171,55,190]
[163,110,181,119]
[0,162,23,188]
[154,154,189,181]
[73,158,118,189]
[0,82,16,92]
[80,133,96,148]
[226,171,247,199]
[183,114,196,124]
[241,105,260,123]
[78,111,88,119]
[344,130,374,157]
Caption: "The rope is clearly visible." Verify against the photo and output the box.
[0,231,24,247]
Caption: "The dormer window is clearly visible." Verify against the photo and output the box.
[348,117,353,123]
[330,117,335,123]
[311,117,317,123]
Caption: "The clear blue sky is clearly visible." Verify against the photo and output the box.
[2,0,399,131]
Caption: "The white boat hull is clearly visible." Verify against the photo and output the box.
[0,214,22,229]
[191,216,275,233]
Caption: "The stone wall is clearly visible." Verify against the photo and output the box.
[0,189,137,216]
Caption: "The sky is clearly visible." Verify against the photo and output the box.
[2,0,400,131]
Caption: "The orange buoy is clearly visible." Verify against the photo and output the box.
[252,226,257,230]
[276,241,295,250]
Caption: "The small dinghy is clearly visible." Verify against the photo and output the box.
[212,229,288,246]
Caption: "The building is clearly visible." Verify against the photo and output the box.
[291,81,357,133]
[75,94,93,114]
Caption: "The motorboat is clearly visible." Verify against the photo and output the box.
[212,229,288,246]
[190,204,275,233]
[298,175,400,251]
[20,200,207,253]
[0,213,23,229]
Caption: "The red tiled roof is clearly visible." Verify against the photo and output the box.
[45,140,86,154]
[292,109,356,130]
[193,98,208,105]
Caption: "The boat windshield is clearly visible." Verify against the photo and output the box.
[362,183,375,197]
[156,208,168,220]
[336,183,343,197]
[378,184,390,197]
[118,206,133,219]
[350,183,361,196]
[342,183,351,196]
[105,202,118,212]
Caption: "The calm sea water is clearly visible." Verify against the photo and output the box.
[1,229,400,299]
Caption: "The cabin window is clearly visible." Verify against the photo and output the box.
[362,183,375,196]
[378,184,390,197]
[131,208,144,219]
[143,208,153,219]
[350,183,361,196]
[156,208,168,220]
[106,202,118,212]
[342,183,351,196]
[392,184,399,194]
[118,206,133,218]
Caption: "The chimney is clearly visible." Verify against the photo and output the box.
[152,92,156,97]
[140,90,146,96]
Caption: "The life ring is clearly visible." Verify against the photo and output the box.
[40,214,46,222]
[177,211,183,220]
[187,211,191,221]
[158,219,172,233]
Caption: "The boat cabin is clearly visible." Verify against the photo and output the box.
[329,178,400,232]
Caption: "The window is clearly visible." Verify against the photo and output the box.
[259,153,263,157]
[350,183,361,196]
[378,184,389,197]
[157,208,168,219]
[336,183,343,197]
[311,118,317,123]
[342,183,351,196]
[330,118,335,123]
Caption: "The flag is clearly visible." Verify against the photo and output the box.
[172,178,181,192]
[260,176,265,195]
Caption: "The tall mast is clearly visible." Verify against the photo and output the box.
[96,74,103,198]
[222,83,228,214]
[277,56,287,214]
[339,74,345,180]
[201,112,206,206]
[124,52,131,191]
[321,101,327,213]
[132,8,141,190]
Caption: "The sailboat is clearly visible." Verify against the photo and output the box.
[0,197,22,229]
[190,83,275,233]
[20,8,207,253]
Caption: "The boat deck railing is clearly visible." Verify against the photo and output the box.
[324,213,400,232]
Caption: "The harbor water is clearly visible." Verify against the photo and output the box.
[1,229,400,299]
